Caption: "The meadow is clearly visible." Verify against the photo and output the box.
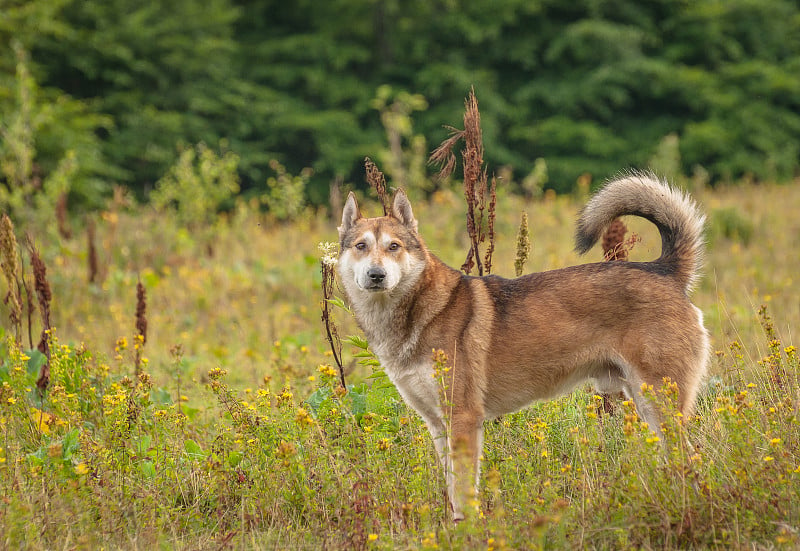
[0,176,799,549]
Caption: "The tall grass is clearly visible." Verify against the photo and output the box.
[0,179,798,548]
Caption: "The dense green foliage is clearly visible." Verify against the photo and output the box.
[2,0,800,206]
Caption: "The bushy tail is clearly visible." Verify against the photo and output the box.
[575,172,705,293]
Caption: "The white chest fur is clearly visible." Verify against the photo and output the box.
[381,358,445,433]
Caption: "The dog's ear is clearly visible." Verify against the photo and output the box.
[392,189,418,232]
[339,192,362,236]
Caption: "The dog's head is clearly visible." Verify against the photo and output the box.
[337,189,425,295]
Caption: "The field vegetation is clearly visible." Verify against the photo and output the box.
[0,160,798,548]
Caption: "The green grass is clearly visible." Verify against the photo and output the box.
[1,181,799,549]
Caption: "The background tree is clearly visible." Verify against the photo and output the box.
[2,0,799,207]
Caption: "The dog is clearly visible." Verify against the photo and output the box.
[336,173,710,520]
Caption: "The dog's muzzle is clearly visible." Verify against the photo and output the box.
[365,266,387,291]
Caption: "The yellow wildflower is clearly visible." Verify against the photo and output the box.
[115,336,128,352]
[318,364,337,378]
[296,407,314,426]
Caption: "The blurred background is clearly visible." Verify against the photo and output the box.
[2,0,799,212]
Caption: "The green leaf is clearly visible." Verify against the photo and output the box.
[26,349,47,378]
[134,435,152,457]
[184,439,204,460]
[181,406,200,421]
[227,451,243,468]
[343,335,369,349]
[349,384,367,423]
[305,386,332,416]
[138,460,156,479]
[61,428,80,461]
[327,296,349,311]
[150,388,173,406]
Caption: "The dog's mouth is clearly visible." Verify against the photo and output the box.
[363,282,389,292]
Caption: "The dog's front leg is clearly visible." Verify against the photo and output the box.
[424,420,459,517]
[447,409,483,521]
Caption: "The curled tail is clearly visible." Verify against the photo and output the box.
[575,172,706,293]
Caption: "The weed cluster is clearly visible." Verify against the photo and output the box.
[0,311,797,548]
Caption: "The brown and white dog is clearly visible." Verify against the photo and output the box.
[337,173,710,520]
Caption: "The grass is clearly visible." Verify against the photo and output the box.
[0,179,799,549]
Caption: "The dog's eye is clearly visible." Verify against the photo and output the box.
[355,242,367,251]
[388,242,400,251]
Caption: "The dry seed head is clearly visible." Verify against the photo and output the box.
[364,158,389,215]
[26,236,51,392]
[462,89,484,191]
[26,236,51,317]
[1,214,20,280]
[514,212,531,277]
[135,280,147,345]
[428,125,464,181]
[430,89,495,276]
[0,214,22,335]
[483,175,497,274]
[602,218,629,261]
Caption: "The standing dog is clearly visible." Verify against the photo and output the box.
[337,173,709,520]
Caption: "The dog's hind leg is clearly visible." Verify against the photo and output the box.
[627,384,665,440]
[611,360,666,440]
[591,362,627,396]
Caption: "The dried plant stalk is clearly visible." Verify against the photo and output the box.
[461,90,485,275]
[483,176,497,274]
[329,177,343,223]
[758,305,787,389]
[320,243,345,389]
[26,236,52,393]
[22,265,34,349]
[1,214,22,342]
[430,89,496,276]
[87,218,98,284]
[56,192,72,239]
[364,157,389,215]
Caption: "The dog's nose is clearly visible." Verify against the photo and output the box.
[367,267,386,283]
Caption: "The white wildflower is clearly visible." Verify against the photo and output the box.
[318,241,339,267]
